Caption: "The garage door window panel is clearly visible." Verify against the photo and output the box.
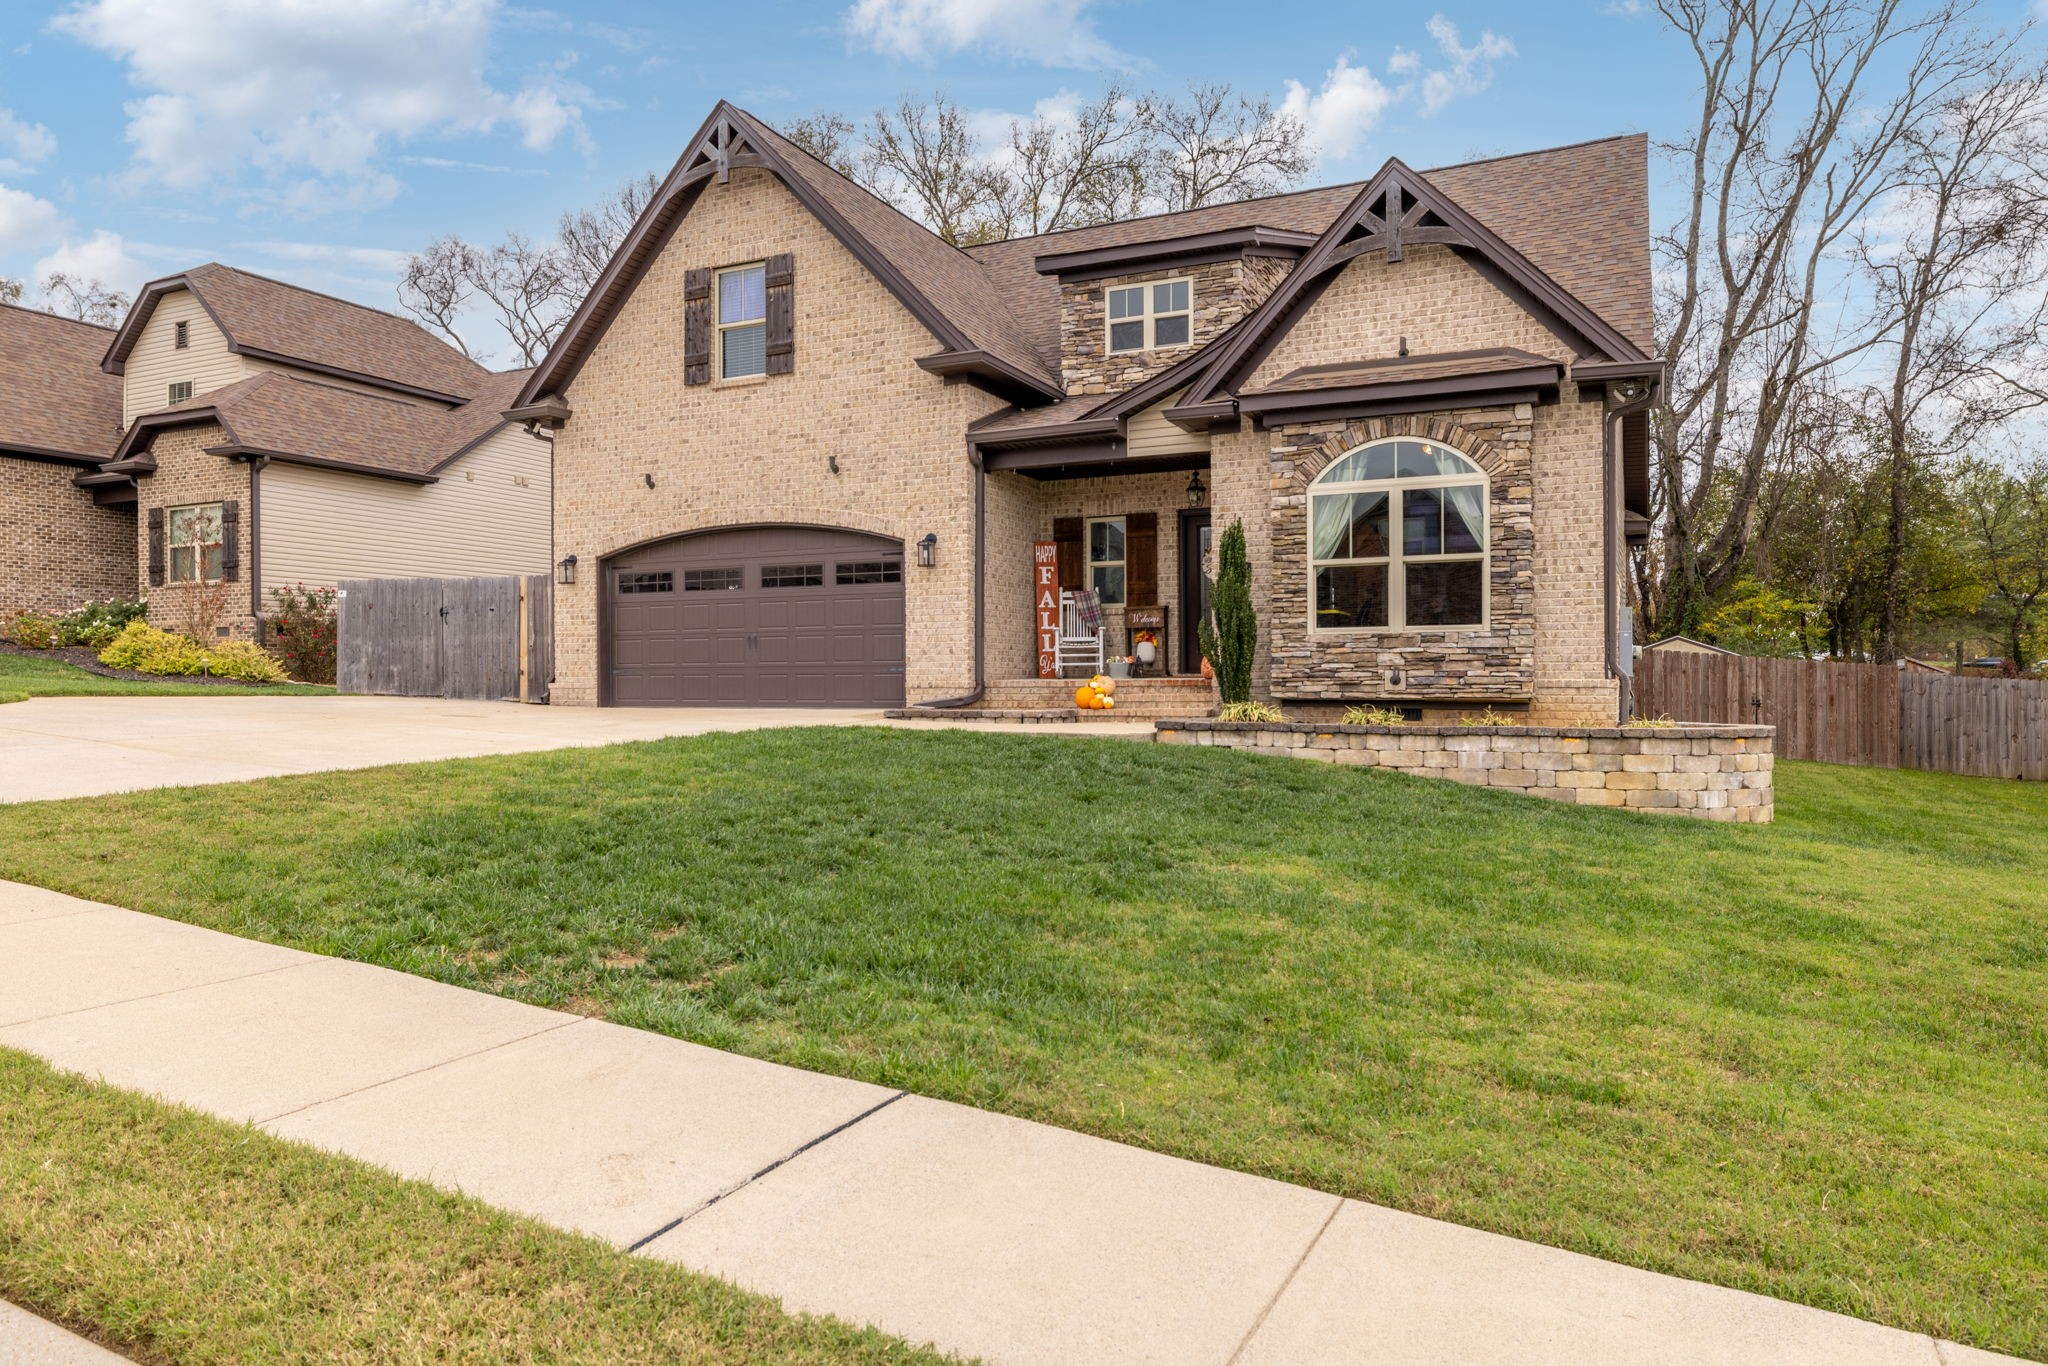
[761,564,824,588]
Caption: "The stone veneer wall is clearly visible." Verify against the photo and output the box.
[1058,256,1291,395]
[136,423,258,641]
[1,456,135,623]
[1157,721,1776,821]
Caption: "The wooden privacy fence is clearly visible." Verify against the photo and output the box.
[1635,650,2047,779]
[337,575,552,703]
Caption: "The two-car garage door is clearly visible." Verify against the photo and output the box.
[606,526,906,707]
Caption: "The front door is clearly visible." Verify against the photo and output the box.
[1178,509,1211,675]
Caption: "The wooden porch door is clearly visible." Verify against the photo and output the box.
[1178,509,1211,675]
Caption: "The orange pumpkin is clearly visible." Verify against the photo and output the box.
[1074,685,1099,709]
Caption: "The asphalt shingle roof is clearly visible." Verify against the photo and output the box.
[1,304,122,462]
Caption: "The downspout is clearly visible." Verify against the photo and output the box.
[246,453,269,626]
[916,442,987,709]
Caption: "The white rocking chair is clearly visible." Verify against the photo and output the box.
[1055,589,1105,677]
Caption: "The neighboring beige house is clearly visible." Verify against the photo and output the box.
[18,263,551,640]
[1641,635,1735,657]
[511,104,1659,720]
[1,305,132,621]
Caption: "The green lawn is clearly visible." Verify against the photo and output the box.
[1,730,2042,1357]
[0,1048,955,1365]
[0,650,331,699]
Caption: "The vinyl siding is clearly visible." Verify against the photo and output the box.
[1127,389,1210,459]
[258,424,551,593]
[123,290,247,425]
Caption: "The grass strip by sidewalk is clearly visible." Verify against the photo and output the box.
[2,729,2042,1357]
[0,1048,959,1366]
[0,651,331,698]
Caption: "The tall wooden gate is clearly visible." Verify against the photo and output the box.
[337,574,552,702]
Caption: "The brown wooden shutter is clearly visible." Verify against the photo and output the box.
[683,268,712,385]
[1125,511,1158,606]
[1053,516,1084,592]
[147,507,165,586]
[764,252,794,375]
[221,500,241,582]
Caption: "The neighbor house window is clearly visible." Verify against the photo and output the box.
[1309,439,1486,631]
[1087,516,1126,605]
[1106,278,1192,354]
[168,381,193,403]
[166,503,224,584]
[717,263,768,379]
[173,320,189,349]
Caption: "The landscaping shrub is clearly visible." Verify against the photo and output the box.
[7,613,59,649]
[1198,518,1257,705]
[264,583,337,684]
[97,622,285,682]
[1218,699,1287,722]
[1342,704,1408,726]
[56,598,148,649]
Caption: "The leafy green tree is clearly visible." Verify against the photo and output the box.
[1198,519,1257,704]
[1958,457,2048,671]
[1699,579,1820,658]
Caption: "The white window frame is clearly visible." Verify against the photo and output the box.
[716,262,768,380]
[166,502,225,585]
[168,381,192,404]
[1308,438,1489,634]
[1086,515,1127,606]
[1105,277,1193,355]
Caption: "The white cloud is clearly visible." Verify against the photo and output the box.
[844,0,1122,68]
[237,239,413,273]
[0,110,57,175]
[0,183,63,252]
[1281,56,1397,163]
[32,229,148,295]
[1418,15,1515,115]
[1605,0,1648,15]
[49,0,594,212]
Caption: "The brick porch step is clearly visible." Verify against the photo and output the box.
[978,676,1215,718]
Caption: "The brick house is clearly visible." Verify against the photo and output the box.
[512,103,1659,721]
[8,265,550,640]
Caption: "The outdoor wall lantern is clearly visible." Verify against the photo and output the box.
[558,554,579,585]
[1186,470,1208,507]
[916,533,938,568]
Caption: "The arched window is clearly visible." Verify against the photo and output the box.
[1310,438,1487,630]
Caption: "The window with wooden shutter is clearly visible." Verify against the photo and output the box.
[1125,510,1158,606]
[683,268,712,385]
[764,252,794,375]
[147,507,165,587]
[221,500,241,583]
[1052,517,1083,592]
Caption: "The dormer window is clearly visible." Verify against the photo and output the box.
[1107,278,1192,354]
[717,263,768,379]
[168,381,193,403]
[174,320,189,349]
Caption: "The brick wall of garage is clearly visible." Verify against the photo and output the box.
[0,456,135,624]
[548,167,1010,706]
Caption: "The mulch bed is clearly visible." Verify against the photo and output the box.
[0,640,291,688]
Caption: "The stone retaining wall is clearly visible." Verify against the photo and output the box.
[1156,720,1775,822]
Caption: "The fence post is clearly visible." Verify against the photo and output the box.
[518,577,531,705]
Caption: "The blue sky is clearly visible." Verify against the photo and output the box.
[0,0,2032,363]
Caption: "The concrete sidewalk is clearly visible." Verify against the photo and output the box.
[0,1301,132,1364]
[0,881,2025,1366]
[0,695,1153,804]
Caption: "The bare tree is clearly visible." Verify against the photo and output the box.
[556,171,661,301]
[862,94,1010,246]
[39,272,130,326]
[0,277,21,307]
[398,236,478,359]
[996,85,1151,236]
[1144,82,1312,212]
[1857,48,2048,659]
[783,112,860,180]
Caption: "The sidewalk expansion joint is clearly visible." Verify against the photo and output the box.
[0,958,316,1031]
[1224,1195,1344,1366]
[254,1016,584,1126]
[626,1089,908,1253]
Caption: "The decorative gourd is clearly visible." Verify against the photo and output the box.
[1075,686,1099,709]
[1091,674,1116,696]
[1101,695,1115,709]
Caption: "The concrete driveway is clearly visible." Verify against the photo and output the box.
[0,694,1155,804]
[0,695,891,804]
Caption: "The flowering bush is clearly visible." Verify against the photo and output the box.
[8,612,59,649]
[98,622,288,683]
[56,597,148,649]
[265,583,336,685]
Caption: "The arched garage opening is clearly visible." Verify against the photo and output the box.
[603,525,905,707]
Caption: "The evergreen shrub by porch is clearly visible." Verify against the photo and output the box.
[56,598,147,649]
[265,584,338,685]
[99,622,289,684]
[1199,518,1258,705]
[7,612,58,649]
